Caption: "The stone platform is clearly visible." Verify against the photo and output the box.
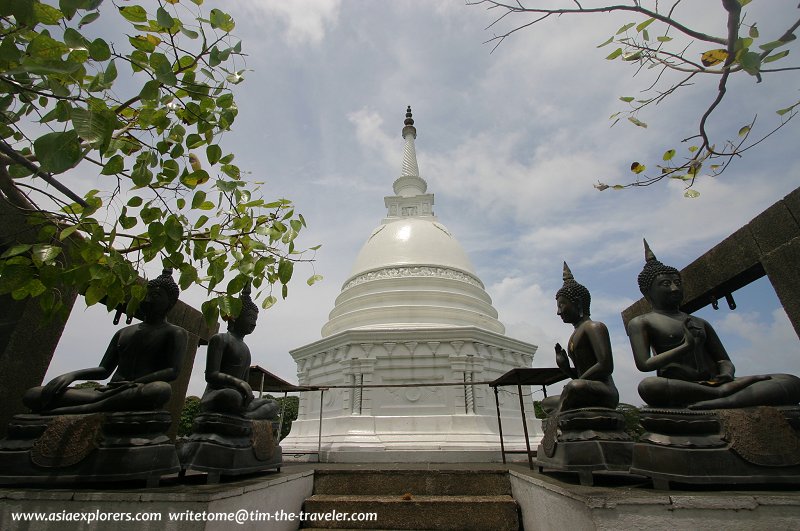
[1,463,799,530]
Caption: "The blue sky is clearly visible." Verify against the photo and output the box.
[49,1,800,406]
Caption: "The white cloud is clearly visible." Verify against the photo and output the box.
[714,308,800,378]
[232,0,341,46]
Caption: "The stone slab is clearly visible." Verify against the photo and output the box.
[509,467,800,531]
[0,468,313,531]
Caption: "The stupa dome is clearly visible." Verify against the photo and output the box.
[321,107,504,337]
[349,218,476,278]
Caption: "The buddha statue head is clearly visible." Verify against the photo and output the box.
[637,240,683,311]
[556,262,591,322]
[143,268,180,317]
[228,282,258,336]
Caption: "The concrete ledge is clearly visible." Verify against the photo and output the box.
[0,470,314,531]
[509,468,800,530]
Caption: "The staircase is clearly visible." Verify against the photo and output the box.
[301,468,520,530]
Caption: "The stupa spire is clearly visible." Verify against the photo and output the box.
[386,106,432,217]
[400,106,420,178]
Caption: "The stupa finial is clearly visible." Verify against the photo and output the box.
[400,105,419,177]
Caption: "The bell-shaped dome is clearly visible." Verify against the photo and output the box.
[321,107,505,337]
[349,218,476,278]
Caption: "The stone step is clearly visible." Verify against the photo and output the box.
[312,469,512,496]
[302,494,519,530]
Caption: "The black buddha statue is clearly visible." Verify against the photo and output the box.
[535,262,631,485]
[199,283,278,419]
[179,284,282,482]
[627,240,800,409]
[23,268,187,414]
[541,262,619,415]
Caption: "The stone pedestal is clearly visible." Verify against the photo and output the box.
[0,411,179,487]
[178,413,282,483]
[536,408,633,485]
[631,406,800,490]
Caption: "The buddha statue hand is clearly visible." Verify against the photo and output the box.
[239,381,255,405]
[554,343,570,372]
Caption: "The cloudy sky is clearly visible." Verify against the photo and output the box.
[49,1,800,407]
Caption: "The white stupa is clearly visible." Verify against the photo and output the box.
[281,107,541,461]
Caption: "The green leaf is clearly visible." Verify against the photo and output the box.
[684,189,700,198]
[165,217,183,241]
[72,107,114,149]
[616,23,635,35]
[636,18,655,33]
[777,103,798,116]
[59,224,80,240]
[209,8,235,32]
[738,125,751,137]
[662,149,676,161]
[605,48,623,60]
[178,266,198,290]
[226,275,248,295]
[619,96,635,103]
[127,196,144,207]
[33,2,65,25]
[84,282,106,306]
[180,26,199,39]
[105,59,118,83]
[759,40,789,52]
[150,53,177,86]
[749,25,759,39]
[192,190,207,209]
[201,299,219,325]
[101,154,124,175]
[88,38,110,61]
[261,295,277,310]
[181,170,210,187]
[156,6,175,29]
[278,259,293,284]
[1,244,32,259]
[739,51,761,76]
[219,294,242,319]
[764,50,790,63]
[28,34,68,60]
[221,164,240,179]
[206,145,222,165]
[31,244,60,266]
[34,130,82,174]
[139,79,160,101]
[78,11,100,27]
[119,5,147,23]
[307,274,323,286]
[657,36,673,42]
[194,215,209,229]
[596,36,614,48]
[627,116,648,128]
[26,279,47,298]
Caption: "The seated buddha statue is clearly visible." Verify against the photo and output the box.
[627,241,800,410]
[23,268,188,414]
[541,262,620,416]
[199,284,278,420]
